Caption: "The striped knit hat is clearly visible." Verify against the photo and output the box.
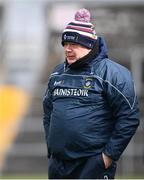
[61,8,97,49]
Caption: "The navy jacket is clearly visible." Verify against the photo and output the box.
[43,37,140,161]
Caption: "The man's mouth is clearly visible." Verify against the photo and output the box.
[67,56,75,60]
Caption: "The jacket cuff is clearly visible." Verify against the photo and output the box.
[103,149,117,161]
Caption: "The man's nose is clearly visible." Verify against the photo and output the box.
[65,45,72,52]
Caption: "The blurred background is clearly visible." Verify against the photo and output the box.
[0,0,144,179]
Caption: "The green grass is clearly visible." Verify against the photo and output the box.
[0,174,47,179]
[1,174,144,179]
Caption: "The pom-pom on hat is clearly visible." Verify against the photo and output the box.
[61,8,97,49]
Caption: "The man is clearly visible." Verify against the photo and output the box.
[43,8,140,179]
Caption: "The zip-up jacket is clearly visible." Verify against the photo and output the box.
[43,36,140,161]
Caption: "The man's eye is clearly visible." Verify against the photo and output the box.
[71,44,78,47]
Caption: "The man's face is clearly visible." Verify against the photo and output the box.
[64,42,91,65]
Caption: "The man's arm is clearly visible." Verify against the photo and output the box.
[43,85,53,158]
[103,71,140,162]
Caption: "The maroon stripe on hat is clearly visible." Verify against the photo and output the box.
[66,25,93,34]
[69,22,92,28]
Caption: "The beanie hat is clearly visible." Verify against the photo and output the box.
[61,8,97,49]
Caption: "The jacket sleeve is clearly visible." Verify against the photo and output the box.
[43,81,53,158]
[103,71,140,161]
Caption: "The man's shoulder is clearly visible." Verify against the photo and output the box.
[105,58,130,73]
[93,58,132,83]
[51,63,64,75]
[105,59,132,80]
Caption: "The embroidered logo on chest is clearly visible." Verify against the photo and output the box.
[84,78,93,89]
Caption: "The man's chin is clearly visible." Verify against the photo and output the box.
[67,59,77,65]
